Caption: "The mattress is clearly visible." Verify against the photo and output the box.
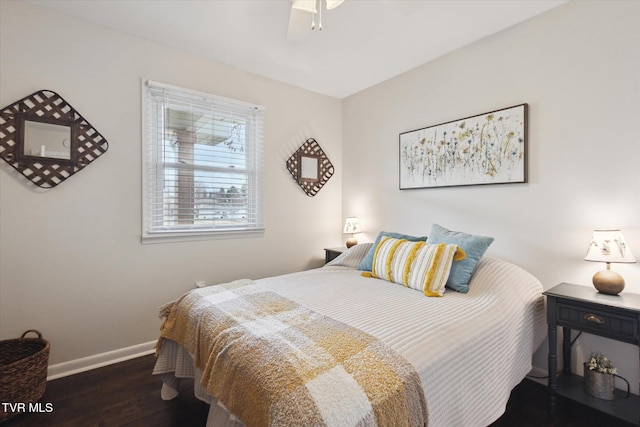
[154,256,546,426]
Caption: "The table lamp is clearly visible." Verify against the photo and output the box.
[343,217,361,248]
[584,229,636,295]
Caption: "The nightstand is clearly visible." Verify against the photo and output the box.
[544,283,640,425]
[324,247,346,264]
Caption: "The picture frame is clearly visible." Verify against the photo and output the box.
[399,104,527,189]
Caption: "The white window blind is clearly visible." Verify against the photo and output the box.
[142,80,264,241]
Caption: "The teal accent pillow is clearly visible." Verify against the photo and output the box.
[357,231,427,271]
[429,224,494,293]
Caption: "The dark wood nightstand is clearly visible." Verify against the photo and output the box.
[324,247,346,264]
[544,283,640,425]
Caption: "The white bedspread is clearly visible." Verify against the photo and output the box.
[154,256,545,427]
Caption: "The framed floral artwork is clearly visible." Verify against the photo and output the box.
[399,104,527,189]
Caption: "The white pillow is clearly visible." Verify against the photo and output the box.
[326,243,373,268]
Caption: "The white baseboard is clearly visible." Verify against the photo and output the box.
[47,340,156,380]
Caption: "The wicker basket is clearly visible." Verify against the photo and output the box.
[0,330,50,422]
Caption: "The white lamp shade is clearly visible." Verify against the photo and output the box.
[585,230,636,264]
[343,217,361,234]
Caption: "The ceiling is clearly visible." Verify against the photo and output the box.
[27,0,567,98]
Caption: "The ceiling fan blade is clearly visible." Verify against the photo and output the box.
[286,6,311,41]
[292,0,316,13]
[326,0,345,10]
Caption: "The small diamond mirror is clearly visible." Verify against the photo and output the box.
[286,138,334,197]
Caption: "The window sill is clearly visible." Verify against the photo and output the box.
[141,228,265,244]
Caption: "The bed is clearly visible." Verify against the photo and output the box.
[153,229,546,427]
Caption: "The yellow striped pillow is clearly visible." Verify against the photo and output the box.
[366,237,465,297]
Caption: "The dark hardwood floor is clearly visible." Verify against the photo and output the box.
[3,355,208,427]
[2,355,635,426]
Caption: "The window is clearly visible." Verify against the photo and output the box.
[142,80,264,242]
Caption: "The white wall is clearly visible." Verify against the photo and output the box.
[3,0,639,393]
[343,1,640,392]
[0,1,343,371]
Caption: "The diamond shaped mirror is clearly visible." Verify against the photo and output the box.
[286,138,334,197]
[0,90,109,188]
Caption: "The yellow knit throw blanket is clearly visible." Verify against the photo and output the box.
[157,279,428,427]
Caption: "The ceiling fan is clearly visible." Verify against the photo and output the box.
[287,0,346,41]
[286,0,416,41]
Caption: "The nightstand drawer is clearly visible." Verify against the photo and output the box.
[556,301,638,344]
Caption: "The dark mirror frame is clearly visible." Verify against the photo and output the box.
[0,90,108,188]
[286,138,334,197]
[15,114,78,166]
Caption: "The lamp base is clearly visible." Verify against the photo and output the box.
[345,237,358,248]
[592,270,625,295]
